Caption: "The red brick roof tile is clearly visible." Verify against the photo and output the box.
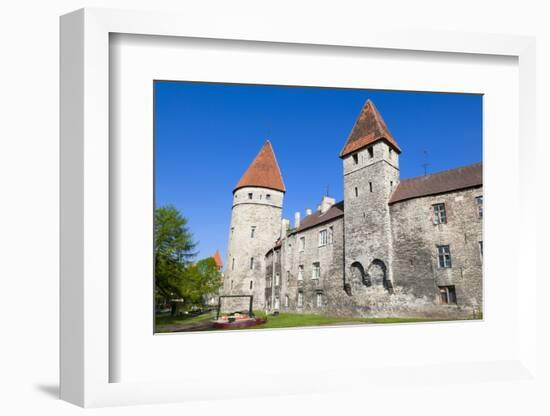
[340,100,401,158]
[235,141,286,192]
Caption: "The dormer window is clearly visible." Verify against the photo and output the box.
[352,153,359,164]
[368,147,374,158]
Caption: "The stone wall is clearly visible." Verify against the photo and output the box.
[389,186,483,312]
[223,186,284,310]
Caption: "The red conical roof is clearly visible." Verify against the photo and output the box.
[234,141,286,192]
[340,99,401,158]
[212,250,223,269]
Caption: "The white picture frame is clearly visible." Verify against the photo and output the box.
[60,7,538,408]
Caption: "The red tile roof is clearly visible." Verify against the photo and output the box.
[235,141,286,192]
[340,100,401,158]
[212,250,223,269]
[389,162,482,204]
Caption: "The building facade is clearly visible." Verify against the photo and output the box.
[224,100,483,319]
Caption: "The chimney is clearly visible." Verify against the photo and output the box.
[294,212,301,228]
[320,196,336,214]
[281,218,290,238]
[306,208,312,216]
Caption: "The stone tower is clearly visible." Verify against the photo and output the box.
[340,100,401,296]
[224,140,285,310]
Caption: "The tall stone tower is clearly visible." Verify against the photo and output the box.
[224,140,285,310]
[340,100,401,296]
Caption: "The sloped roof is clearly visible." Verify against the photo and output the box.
[291,201,345,234]
[389,162,482,204]
[212,250,223,268]
[340,99,401,158]
[235,141,286,192]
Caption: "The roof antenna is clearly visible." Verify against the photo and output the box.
[421,150,430,176]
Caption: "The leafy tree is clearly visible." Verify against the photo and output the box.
[155,205,197,308]
[155,205,223,315]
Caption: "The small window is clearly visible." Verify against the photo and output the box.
[479,241,483,259]
[298,265,304,281]
[352,153,359,164]
[297,291,304,307]
[299,236,305,252]
[312,262,320,280]
[390,181,393,188]
[274,296,280,310]
[249,257,254,270]
[354,187,359,197]
[369,182,373,192]
[232,258,235,270]
[368,147,374,158]
[250,226,256,238]
[476,196,483,218]
[266,194,271,200]
[275,273,280,286]
[316,292,323,307]
[249,280,253,290]
[328,226,334,244]
[318,229,327,247]
[266,278,272,288]
[284,295,289,308]
[433,203,447,224]
[437,245,452,268]
[439,285,457,304]
[248,193,253,199]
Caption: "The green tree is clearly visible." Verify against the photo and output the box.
[180,257,223,308]
[155,205,197,309]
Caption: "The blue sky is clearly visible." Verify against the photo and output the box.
[155,81,482,264]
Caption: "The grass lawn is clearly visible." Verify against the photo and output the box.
[155,310,454,332]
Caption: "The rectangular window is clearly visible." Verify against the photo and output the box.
[433,203,447,224]
[437,245,452,268]
[354,187,359,197]
[352,153,359,164]
[249,280,253,290]
[476,196,483,218]
[275,273,280,286]
[328,226,334,244]
[318,229,327,247]
[299,236,305,252]
[250,226,256,238]
[369,182,373,192]
[316,292,323,307]
[248,193,253,199]
[312,262,320,279]
[267,278,272,288]
[297,291,304,307]
[298,265,304,281]
[439,285,457,304]
[479,241,483,259]
[249,257,254,270]
[368,147,374,158]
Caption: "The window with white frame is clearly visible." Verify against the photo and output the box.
[316,292,323,307]
[297,291,304,307]
[299,236,305,252]
[476,196,483,218]
[437,245,452,268]
[433,203,447,224]
[318,229,327,247]
[298,265,304,281]
[312,262,320,279]
[275,273,280,286]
